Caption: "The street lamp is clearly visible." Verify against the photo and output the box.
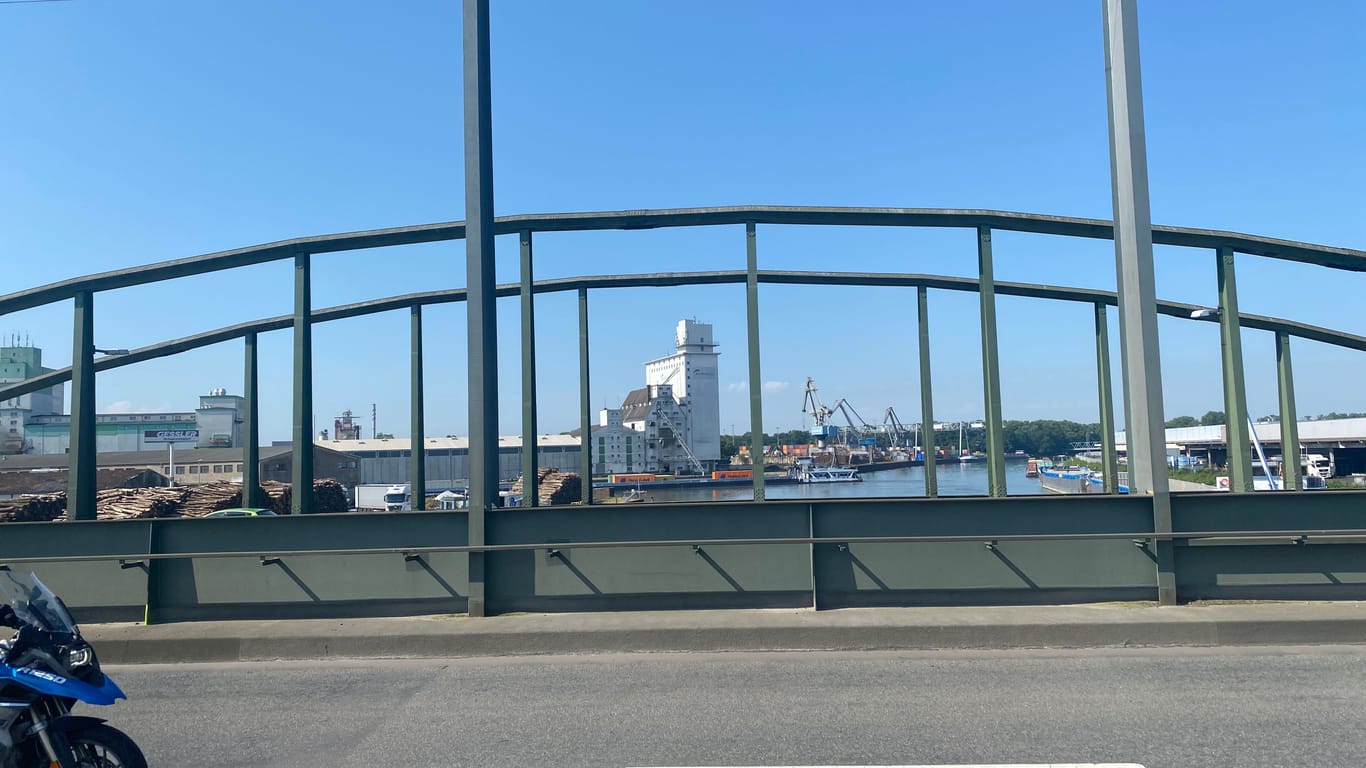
[1189,308,1220,320]
[93,348,131,356]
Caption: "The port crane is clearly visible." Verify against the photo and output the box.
[882,407,916,448]
[801,377,834,431]
[802,378,878,446]
[829,398,875,445]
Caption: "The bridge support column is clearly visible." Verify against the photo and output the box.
[410,305,426,508]
[579,287,592,505]
[68,290,96,521]
[521,231,539,507]
[746,223,766,501]
[1276,332,1301,491]
[1103,0,1175,603]
[918,286,937,498]
[1217,247,1252,492]
[463,0,497,615]
[243,331,261,508]
[291,250,314,516]
[977,227,1007,496]
[1095,304,1118,493]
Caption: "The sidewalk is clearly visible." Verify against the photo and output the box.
[82,601,1366,664]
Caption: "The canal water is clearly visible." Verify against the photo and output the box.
[640,460,1046,503]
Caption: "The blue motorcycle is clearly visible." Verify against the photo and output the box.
[0,571,145,768]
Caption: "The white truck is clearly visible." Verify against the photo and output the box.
[354,483,412,512]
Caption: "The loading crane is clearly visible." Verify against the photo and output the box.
[801,377,834,432]
[803,377,877,446]
[883,406,915,448]
[654,407,706,475]
[830,398,875,444]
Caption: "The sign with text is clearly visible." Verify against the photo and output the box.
[144,429,199,444]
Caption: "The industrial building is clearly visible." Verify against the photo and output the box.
[2,340,247,456]
[595,319,722,475]
[591,408,645,475]
[316,435,582,488]
[17,387,245,456]
[0,343,64,455]
[0,443,361,489]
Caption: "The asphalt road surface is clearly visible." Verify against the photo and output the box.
[95,646,1366,767]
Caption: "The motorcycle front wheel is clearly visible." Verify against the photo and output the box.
[60,723,148,768]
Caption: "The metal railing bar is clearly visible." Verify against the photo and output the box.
[4,528,1366,567]
[4,206,1363,316]
[4,270,1362,403]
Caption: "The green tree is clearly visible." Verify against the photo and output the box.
[1199,410,1226,426]
[999,420,1098,457]
[1165,415,1199,428]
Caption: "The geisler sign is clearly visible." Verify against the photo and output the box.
[144,430,199,444]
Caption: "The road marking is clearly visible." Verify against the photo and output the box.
[636,764,1146,768]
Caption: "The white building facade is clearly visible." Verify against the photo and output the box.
[620,383,703,475]
[642,320,721,470]
[0,345,64,455]
[589,409,646,475]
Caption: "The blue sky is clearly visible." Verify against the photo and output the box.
[2,0,1363,441]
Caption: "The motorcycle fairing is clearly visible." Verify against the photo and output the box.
[0,666,125,705]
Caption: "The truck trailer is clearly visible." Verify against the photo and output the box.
[354,483,412,512]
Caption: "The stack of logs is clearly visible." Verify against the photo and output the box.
[95,487,187,520]
[0,494,65,523]
[252,480,349,515]
[510,467,582,506]
[0,479,352,522]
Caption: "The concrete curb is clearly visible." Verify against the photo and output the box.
[82,603,1366,664]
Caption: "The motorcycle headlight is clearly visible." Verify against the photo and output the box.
[65,645,93,670]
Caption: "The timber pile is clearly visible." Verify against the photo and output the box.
[178,483,245,518]
[0,479,351,522]
[509,467,558,500]
[538,470,582,506]
[0,494,66,523]
[261,481,291,514]
[257,479,349,515]
[312,480,349,513]
[94,487,186,520]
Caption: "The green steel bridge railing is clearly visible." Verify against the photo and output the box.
[2,206,1364,616]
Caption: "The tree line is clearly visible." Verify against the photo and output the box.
[720,409,1366,461]
[722,421,1105,460]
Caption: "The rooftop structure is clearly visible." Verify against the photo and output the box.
[0,344,63,455]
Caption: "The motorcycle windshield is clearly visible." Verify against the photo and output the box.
[0,571,78,635]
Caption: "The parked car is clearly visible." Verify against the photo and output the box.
[203,507,278,518]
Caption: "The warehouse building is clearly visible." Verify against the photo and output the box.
[0,444,360,488]
[317,435,582,488]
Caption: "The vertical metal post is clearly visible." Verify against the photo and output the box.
[1276,332,1301,491]
[1095,304,1118,493]
[68,291,96,521]
[578,288,592,505]
[520,230,539,507]
[291,250,314,515]
[918,286,937,498]
[242,331,261,508]
[977,227,1007,496]
[745,223,766,501]
[1104,0,1174,604]
[463,0,496,615]
[410,305,426,509]
[1216,247,1252,493]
